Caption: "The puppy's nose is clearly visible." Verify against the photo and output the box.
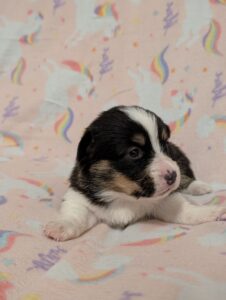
[164,170,177,185]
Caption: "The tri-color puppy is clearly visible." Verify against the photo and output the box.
[44,106,226,241]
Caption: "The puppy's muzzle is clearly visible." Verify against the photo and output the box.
[149,154,181,196]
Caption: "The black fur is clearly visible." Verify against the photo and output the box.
[70,106,195,206]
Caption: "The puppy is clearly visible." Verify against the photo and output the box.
[44,106,226,241]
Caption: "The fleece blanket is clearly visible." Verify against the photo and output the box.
[0,1,226,299]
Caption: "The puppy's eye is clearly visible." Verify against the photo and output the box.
[127,147,143,159]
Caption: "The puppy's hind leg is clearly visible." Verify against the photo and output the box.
[184,180,212,196]
[44,188,98,241]
[152,192,226,225]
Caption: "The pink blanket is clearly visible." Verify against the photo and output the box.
[1,1,226,299]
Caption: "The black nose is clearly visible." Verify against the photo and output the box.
[164,170,177,185]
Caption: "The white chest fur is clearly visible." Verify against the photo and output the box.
[89,190,160,227]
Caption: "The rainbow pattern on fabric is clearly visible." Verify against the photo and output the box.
[77,266,123,284]
[54,107,74,143]
[208,195,226,205]
[151,46,169,84]
[0,272,10,281]
[0,271,13,300]
[62,60,93,82]
[0,131,24,149]
[18,178,54,196]
[0,230,29,253]
[169,108,192,132]
[121,232,187,247]
[210,0,226,4]
[185,92,194,103]
[11,57,26,84]
[0,196,7,205]
[19,27,41,45]
[202,20,222,55]
[212,115,226,129]
[94,3,118,20]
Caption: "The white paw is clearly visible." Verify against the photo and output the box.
[186,180,212,196]
[44,220,79,241]
[206,206,226,223]
[186,206,226,225]
[204,206,226,222]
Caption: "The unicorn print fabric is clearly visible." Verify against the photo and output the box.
[0,1,226,299]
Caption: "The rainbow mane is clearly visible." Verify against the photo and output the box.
[0,131,23,149]
[210,0,226,4]
[54,107,74,143]
[185,92,194,103]
[121,232,187,247]
[94,3,118,20]
[169,108,192,132]
[62,60,93,81]
[0,271,13,300]
[202,19,222,55]
[0,230,30,253]
[78,268,118,283]
[0,272,10,281]
[18,177,54,196]
[19,27,41,45]
[151,45,169,84]
[212,115,226,129]
[0,196,7,205]
[11,57,26,84]
[208,195,226,205]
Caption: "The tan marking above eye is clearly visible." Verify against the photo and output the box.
[131,134,145,146]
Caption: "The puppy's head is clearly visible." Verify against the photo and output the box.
[76,106,180,200]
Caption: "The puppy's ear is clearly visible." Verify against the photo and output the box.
[161,123,171,141]
[157,116,171,141]
[77,129,96,162]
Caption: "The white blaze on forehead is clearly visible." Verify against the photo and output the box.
[121,107,161,153]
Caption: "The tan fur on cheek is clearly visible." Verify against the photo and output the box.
[110,172,140,195]
[89,160,140,195]
[90,160,111,173]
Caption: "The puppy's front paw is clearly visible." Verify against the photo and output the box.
[44,220,79,241]
[186,180,212,196]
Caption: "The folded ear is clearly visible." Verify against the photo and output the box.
[156,116,171,141]
[161,122,171,141]
[77,129,96,162]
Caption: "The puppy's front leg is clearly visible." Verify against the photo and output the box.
[44,188,97,241]
[153,192,226,225]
